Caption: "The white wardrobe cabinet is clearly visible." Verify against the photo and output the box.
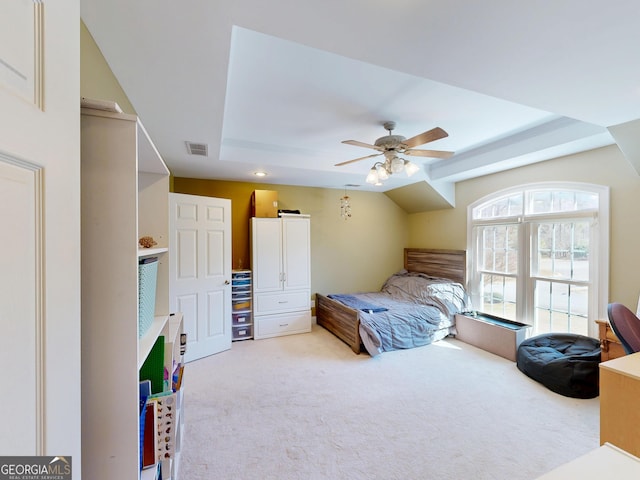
[251,215,311,339]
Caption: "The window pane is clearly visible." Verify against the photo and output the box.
[472,193,522,219]
[530,191,552,214]
[576,192,598,210]
[529,189,598,214]
[534,221,590,281]
[479,225,518,274]
[480,274,517,321]
[534,280,588,336]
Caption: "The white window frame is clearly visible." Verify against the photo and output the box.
[467,182,609,338]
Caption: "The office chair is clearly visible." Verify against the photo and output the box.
[607,302,640,354]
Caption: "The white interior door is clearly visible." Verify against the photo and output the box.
[0,1,81,459]
[169,193,232,362]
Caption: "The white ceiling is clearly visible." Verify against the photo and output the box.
[80,1,640,200]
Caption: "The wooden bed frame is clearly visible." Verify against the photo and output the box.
[316,248,466,354]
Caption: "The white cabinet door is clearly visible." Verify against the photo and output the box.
[282,216,311,291]
[251,218,283,292]
[170,193,232,362]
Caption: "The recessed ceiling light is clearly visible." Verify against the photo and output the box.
[254,171,267,177]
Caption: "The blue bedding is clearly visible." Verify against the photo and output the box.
[327,294,388,313]
[328,270,471,356]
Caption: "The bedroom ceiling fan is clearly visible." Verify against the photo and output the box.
[335,121,454,184]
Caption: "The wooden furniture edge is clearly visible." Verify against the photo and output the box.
[596,318,626,361]
[404,248,466,286]
[316,293,362,354]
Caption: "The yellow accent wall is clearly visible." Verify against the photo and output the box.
[173,178,409,296]
[408,145,640,308]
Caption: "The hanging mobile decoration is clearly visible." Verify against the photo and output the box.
[340,186,352,220]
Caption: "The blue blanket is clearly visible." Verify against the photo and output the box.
[328,294,388,313]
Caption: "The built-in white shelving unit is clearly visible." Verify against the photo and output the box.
[81,105,184,480]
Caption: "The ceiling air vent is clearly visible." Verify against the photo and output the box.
[185,141,209,156]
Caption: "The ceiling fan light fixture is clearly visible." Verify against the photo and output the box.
[339,121,453,186]
[366,167,379,184]
[390,155,405,174]
[376,163,389,181]
[404,160,420,177]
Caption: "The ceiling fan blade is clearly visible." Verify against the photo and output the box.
[342,139,383,151]
[404,149,454,159]
[334,153,382,167]
[402,127,448,148]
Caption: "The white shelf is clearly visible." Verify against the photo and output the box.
[168,313,183,343]
[138,247,168,258]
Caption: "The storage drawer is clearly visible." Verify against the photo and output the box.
[232,271,251,279]
[254,290,309,314]
[232,324,253,341]
[232,312,252,325]
[232,298,251,311]
[254,310,311,339]
[232,284,251,294]
[232,293,251,302]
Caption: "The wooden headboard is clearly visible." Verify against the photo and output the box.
[404,248,466,286]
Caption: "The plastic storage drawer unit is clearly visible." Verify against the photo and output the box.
[231,270,253,340]
[232,324,253,341]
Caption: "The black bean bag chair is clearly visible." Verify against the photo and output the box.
[516,333,601,399]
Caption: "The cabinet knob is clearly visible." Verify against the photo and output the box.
[224,280,230,285]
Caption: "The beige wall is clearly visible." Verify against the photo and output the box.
[408,145,640,309]
[173,178,409,296]
[80,20,136,114]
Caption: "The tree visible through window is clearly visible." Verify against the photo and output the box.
[468,183,609,337]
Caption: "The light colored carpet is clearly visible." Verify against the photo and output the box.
[180,324,599,480]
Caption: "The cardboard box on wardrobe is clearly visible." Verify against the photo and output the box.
[251,190,278,217]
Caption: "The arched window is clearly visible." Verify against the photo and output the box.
[467,182,609,337]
